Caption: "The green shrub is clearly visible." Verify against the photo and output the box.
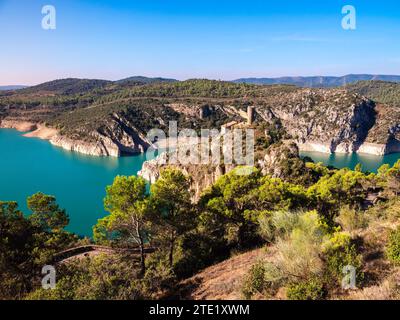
[258,210,328,243]
[366,198,400,221]
[25,254,144,300]
[336,206,368,232]
[386,227,400,265]
[241,262,266,299]
[250,210,328,299]
[323,232,364,286]
[141,263,176,299]
[273,211,328,280]
[258,210,299,241]
[286,278,326,300]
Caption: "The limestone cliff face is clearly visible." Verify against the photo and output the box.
[50,120,151,157]
[138,152,235,201]
[254,89,399,155]
[259,142,300,178]
[99,113,151,155]
[139,143,307,199]
[49,134,121,157]
[138,153,169,183]
[0,114,152,157]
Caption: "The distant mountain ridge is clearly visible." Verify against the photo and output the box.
[0,77,178,93]
[232,74,400,87]
[116,76,178,84]
[0,85,28,91]
[5,74,400,92]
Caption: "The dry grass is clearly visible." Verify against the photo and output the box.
[178,248,270,300]
[347,269,400,300]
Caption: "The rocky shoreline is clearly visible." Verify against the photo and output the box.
[1,104,400,159]
[297,140,400,156]
[0,119,151,157]
[0,119,38,132]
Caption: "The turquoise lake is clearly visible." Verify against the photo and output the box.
[1,127,400,237]
[300,151,400,173]
[0,129,148,237]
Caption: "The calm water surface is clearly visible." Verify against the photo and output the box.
[0,129,148,236]
[300,151,400,173]
[2,128,399,236]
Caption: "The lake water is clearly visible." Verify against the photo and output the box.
[2,128,399,237]
[0,129,148,237]
[300,151,400,173]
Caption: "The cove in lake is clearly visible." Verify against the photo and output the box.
[0,128,149,237]
[300,151,400,173]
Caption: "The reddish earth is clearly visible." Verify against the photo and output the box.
[178,248,268,300]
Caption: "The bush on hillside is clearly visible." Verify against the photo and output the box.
[323,232,364,287]
[386,227,400,265]
[241,262,267,299]
[286,278,326,300]
[336,206,368,232]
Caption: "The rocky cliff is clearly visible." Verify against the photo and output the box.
[254,88,400,155]
[138,152,236,201]
[0,115,152,157]
[49,118,152,157]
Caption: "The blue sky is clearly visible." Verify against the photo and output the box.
[1,0,400,85]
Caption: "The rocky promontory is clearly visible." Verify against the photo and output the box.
[138,152,235,201]
[0,117,152,157]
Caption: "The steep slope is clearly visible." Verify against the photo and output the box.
[178,223,400,301]
[178,248,267,300]
[254,88,399,155]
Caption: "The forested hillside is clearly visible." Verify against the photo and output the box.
[346,80,400,107]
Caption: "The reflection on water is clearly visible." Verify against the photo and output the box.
[300,151,400,173]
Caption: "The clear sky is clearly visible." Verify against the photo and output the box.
[1,0,400,85]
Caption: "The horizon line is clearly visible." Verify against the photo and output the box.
[2,73,400,87]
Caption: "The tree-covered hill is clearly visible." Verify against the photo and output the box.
[116,76,178,85]
[346,80,400,108]
[18,78,112,95]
